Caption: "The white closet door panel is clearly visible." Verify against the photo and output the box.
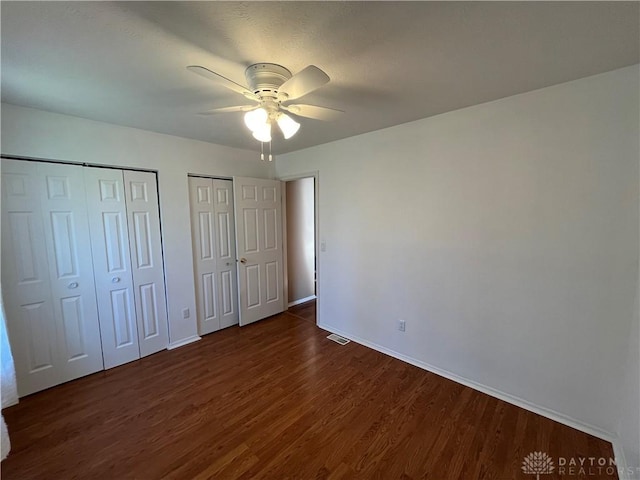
[123,170,169,357]
[39,162,103,380]
[212,179,239,329]
[1,160,59,395]
[1,159,104,395]
[84,167,140,369]
[189,177,220,335]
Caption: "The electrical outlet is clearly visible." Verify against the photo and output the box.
[182,308,190,319]
[398,319,406,332]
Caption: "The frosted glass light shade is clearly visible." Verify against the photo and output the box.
[252,123,272,142]
[277,113,300,139]
[244,108,268,132]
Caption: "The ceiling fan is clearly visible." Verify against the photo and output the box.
[187,63,343,145]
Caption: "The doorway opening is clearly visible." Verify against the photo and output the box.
[284,174,318,324]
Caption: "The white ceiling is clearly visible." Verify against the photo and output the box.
[1,1,638,155]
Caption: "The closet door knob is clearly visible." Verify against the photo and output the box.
[240,258,247,264]
[111,277,121,283]
[67,282,79,289]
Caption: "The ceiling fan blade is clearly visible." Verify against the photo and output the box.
[283,104,343,121]
[187,65,258,100]
[198,105,257,115]
[278,65,330,101]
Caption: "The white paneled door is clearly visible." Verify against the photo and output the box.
[84,167,140,369]
[233,177,285,326]
[1,160,103,397]
[123,170,169,357]
[189,177,239,335]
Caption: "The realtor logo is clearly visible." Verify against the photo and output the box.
[522,451,555,479]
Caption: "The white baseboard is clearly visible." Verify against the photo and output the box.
[288,295,316,308]
[167,335,201,350]
[317,321,617,445]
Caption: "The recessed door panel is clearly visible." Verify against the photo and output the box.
[60,296,88,361]
[133,212,152,269]
[50,211,79,278]
[103,212,127,273]
[139,283,159,339]
[217,212,231,259]
[110,288,134,347]
[243,208,259,253]
[46,176,70,200]
[242,185,257,201]
[99,180,120,202]
[197,185,211,204]
[199,212,214,260]
[221,271,234,316]
[130,181,147,202]
[263,208,277,251]
[216,187,229,205]
[265,261,279,303]
[23,302,55,373]
[246,264,261,309]
[9,212,42,284]
[262,186,277,202]
[202,272,217,322]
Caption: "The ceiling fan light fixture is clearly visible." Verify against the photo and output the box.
[252,123,272,143]
[189,63,341,146]
[244,107,268,132]
[277,113,300,139]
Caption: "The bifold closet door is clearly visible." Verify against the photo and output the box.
[84,168,140,369]
[123,170,169,357]
[189,177,239,335]
[1,159,103,397]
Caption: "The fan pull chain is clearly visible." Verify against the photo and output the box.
[269,141,273,162]
[260,142,265,161]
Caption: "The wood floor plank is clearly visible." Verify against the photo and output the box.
[1,306,617,479]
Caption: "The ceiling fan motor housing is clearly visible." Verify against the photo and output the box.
[245,63,292,98]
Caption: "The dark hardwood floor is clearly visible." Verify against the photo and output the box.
[2,303,616,479]
[287,298,316,323]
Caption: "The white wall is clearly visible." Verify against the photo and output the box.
[276,66,639,446]
[286,177,315,304]
[618,281,639,476]
[1,103,274,346]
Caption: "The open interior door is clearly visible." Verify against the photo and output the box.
[233,177,284,326]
